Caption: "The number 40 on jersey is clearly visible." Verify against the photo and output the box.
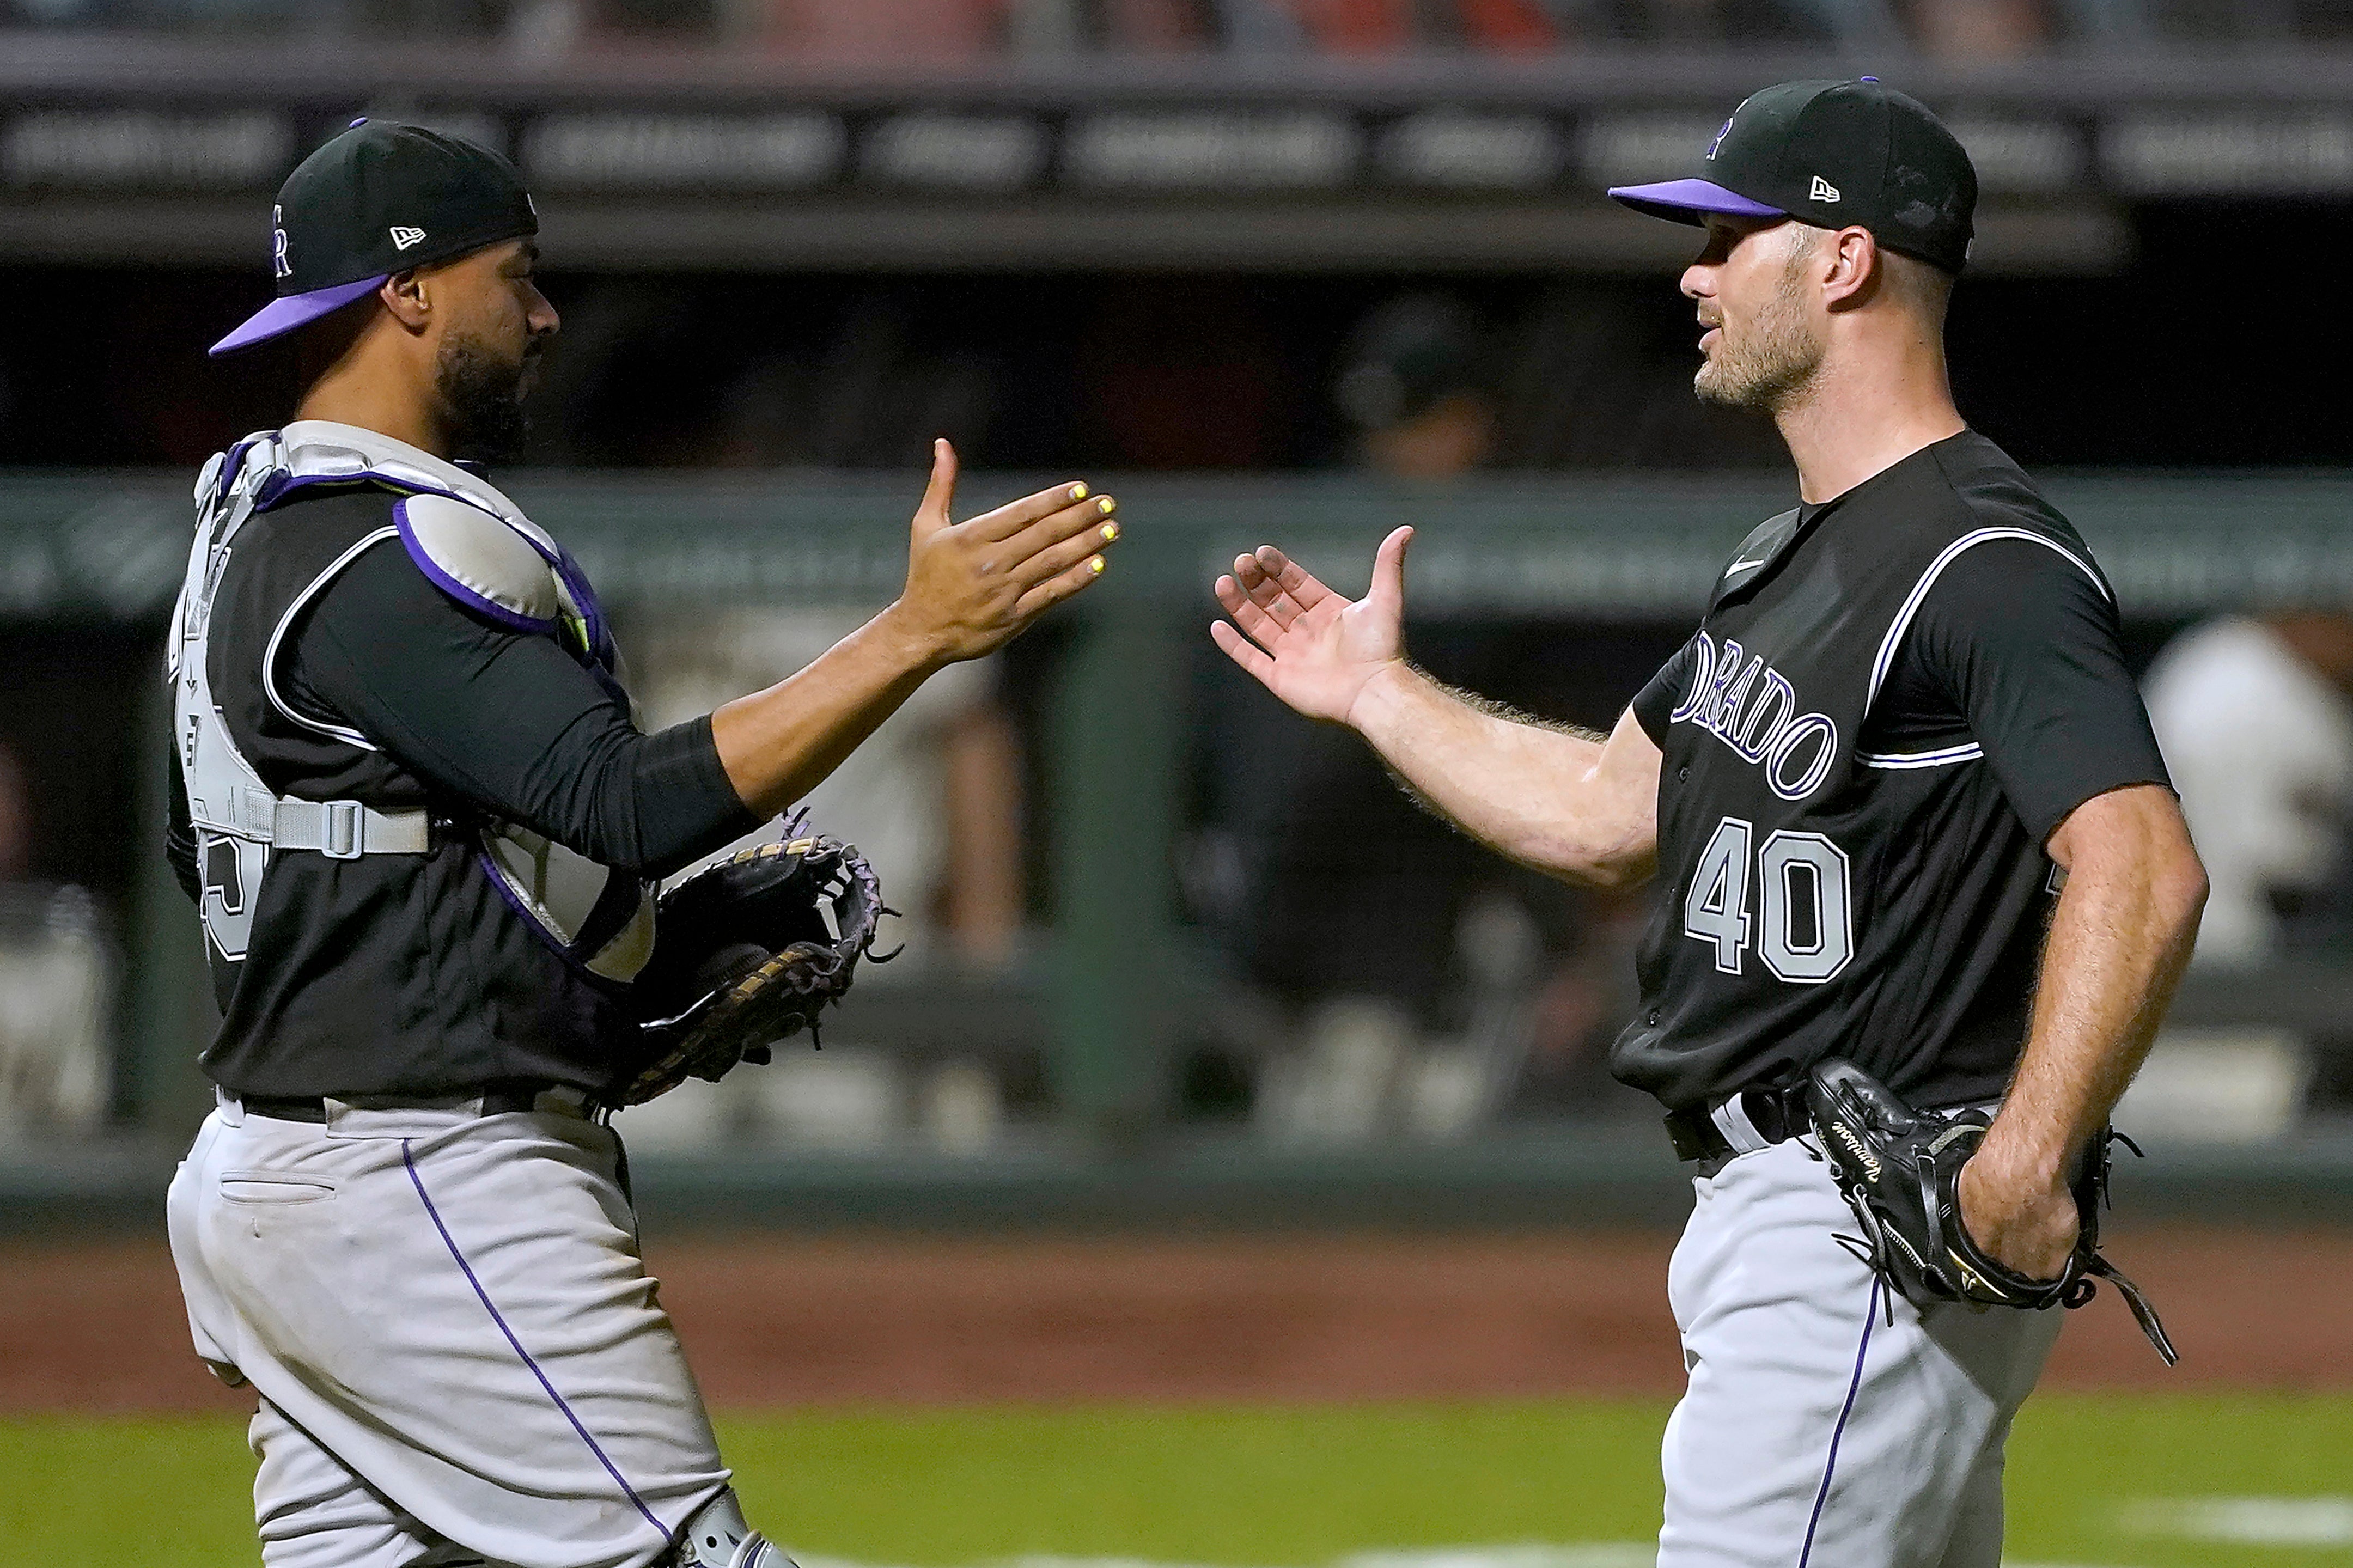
[1683,816,1854,983]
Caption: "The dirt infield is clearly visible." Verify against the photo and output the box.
[3,1228,2345,1414]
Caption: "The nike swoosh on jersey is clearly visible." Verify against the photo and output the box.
[1723,556,1771,577]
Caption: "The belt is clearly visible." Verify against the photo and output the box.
[1663,1082,1809,1176]
[231,1083,589,1123]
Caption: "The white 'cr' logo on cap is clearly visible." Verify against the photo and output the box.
[272,205,291,279]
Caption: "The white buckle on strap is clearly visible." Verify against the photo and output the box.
[322,800,361,859]
[270,797,431,858]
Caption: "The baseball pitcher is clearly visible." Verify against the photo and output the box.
[164,120,1120,1568]
[1210,81,2206,1565]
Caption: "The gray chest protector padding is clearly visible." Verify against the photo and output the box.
[168,424,655,986]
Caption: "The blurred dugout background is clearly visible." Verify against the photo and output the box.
[4,3,2353,1228]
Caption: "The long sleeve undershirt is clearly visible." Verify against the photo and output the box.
[283,539,758,878]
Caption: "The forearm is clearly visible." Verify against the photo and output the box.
[1346,662,1655,887]
[1980,793,2206,1181]
[521,712,753,877]
[710,603,946,819]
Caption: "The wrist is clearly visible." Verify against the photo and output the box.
[1343,657,1417,734]
[1971,1115,2071,1193]
[874,599,957,674]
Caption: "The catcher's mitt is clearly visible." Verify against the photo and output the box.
[617,815,888,1106]
[1803,1057,2175,1364]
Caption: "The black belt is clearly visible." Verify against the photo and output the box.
[1663,1081,1809,1175]
[237,1083,566,1124]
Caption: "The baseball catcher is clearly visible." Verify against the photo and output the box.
[165,117,1121,1568]
[1805,1058,2177,1362]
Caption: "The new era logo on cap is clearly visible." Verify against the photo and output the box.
[1809,176,1840,203]
[389,225,429,250]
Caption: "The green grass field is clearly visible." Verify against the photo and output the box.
[4,1396,2346,1567]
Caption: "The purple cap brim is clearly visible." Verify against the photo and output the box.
[208,274,388,357]
[1607,178,1786,225]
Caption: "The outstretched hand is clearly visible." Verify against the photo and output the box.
[1210,526,1414,727]
[895,440,1120,665]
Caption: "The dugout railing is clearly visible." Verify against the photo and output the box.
[3,468,2353,1230]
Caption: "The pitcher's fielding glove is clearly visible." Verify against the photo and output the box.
[618,816,888,1106]
[1802,1057,2176,1364]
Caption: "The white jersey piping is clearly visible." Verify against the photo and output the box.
[1865,527,2108,717]
[1859,741,1985,770]
[260,525,400,751]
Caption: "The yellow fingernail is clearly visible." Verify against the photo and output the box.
[1100,523,1119,542]
[1089,556,1105,575]
[1070,483,1089,501]
[1098,496,1116,514]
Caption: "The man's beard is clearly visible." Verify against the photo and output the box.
[436,332,539,466]
[1693,257,1823,415]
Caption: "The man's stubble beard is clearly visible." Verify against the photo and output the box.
[1693,248,1824,416]
[436,330,540,467]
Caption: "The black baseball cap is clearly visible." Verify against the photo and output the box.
[1608,79,1977,274]
[210,119,538,356]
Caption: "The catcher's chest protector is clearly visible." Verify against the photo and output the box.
[168,421,655,986]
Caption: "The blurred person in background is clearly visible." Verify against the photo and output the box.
[623,612,1024,1150]
[633,617,1022,963]
[0,742,112,1139]
[1334,293,1499,480]
[2143,608,2353,967]
[1220,292,1508,1138]
[1211,293,1655,1133]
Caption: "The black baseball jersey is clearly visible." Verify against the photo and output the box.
[165,484,755,1099]
[1612,431,2171,1112]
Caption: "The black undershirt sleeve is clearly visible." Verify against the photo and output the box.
[288,540,761,879]
[1909,540,2172,844]
[1632,635,1700,746]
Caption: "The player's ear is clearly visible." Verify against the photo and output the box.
[379,269,431,333]
[1816,227,1873,310]
[1821,228,1879,312]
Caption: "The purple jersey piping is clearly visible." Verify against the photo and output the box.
[392,497,561,634]
[1797,1276,1881,1568]
[400,1137,671,1543]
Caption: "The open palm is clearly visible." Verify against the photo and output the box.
[1210,527,1415,726]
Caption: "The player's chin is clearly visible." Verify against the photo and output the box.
[1692,352,1753,408]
